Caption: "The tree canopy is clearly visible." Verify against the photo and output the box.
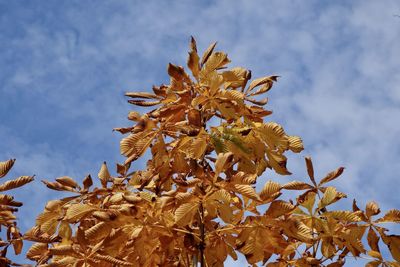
[1,38,400,267]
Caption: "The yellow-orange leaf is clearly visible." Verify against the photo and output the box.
[377,209,400,223]
[64,203,96,221]
[259,180,281,201]
[0,159,15,178]
[0,176,34,192]
[319,167,345,186]
[98,162,111,188]
[174,202,199,227]
[234,184,260,201]
[282,181,312,190]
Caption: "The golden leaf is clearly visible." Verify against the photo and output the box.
[125,92,160,99]
[319,167,345,186]
[245,97,268,106]
[288,136,304,153]
[214,152,234,180]
[321,238,336,258]
[26,243,48,261]
[64,203,96,222]
[174,202,199,227]
[94,254,133,266]
[85,222,111,240]
[318,186,338,209]
[305,156,316,185]
[48,244,76,256]
[282,181,313,190]
[203,52,230,73]
[224,90,244,103]
[41,180,75,192]
[234,184,260,201]
[265,200,295,217]
[200,41,217,66]
[168,63,188,82]
[246,75,278,94]
[187,36,200,79]
[0,159,15,178]
[324,211,361,222]
[36,211,59,234]
[222,67,248,89]
[266,150,291,175]
[98,162,111,188]
[367,228,380,252]
[127,111,141,121]
[0,176,34,192]
[58,221,72,242]
[120,132,143,157]
[127,99,161,106]
[82,174,93,191]
[188,108,202,127]
[377,209,400,223]
[381,235,400,262]
[188,135,208,160]
[55,176,79,189]
[259,180,281,201]
[366,201,381,218]
[298,191,316,213]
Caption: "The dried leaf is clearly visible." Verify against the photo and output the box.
[174,202,199,227]
[98,162,111,188]
[200,41,217,66]
[187,36,200,79]
[319,167,345,186]
[305,157,316,185]
[0,159,15,178]
[0,176,34,192]
[282,181,313,190]
[64,203,96,221]
[246,75,278,94]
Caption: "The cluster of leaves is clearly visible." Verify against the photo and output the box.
[0,159,34,265]
[18,38,400,266]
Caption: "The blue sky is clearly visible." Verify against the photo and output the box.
[1,0,400,265]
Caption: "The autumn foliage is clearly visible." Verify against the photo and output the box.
[1,38,400,266]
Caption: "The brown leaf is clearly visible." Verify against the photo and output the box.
[288,136,304,153]
[214,152,234,181]
[82,174,93,191]
[366,201,380,218]
[245,97,268,106]
[0,159,15,178]
[187,36,200,79]
[234,184,260,201]
[168,63,187,82]
[319,167,345,186]
[127,99,161,106]
[282,181,313,190]
[305,157,316,186]
[0,176,34,192]
[55,176,79,189]
[246,75,278,94]
[265,200,295,217]
[125,92,160,99]
[174,202,199,227]
[200,41,217,67]
[259,180,281,201]
[64,203,96,221]
[98,162,111,188]
[376,209,400,223]
[187,108,202,127]
[367,228,380,252]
